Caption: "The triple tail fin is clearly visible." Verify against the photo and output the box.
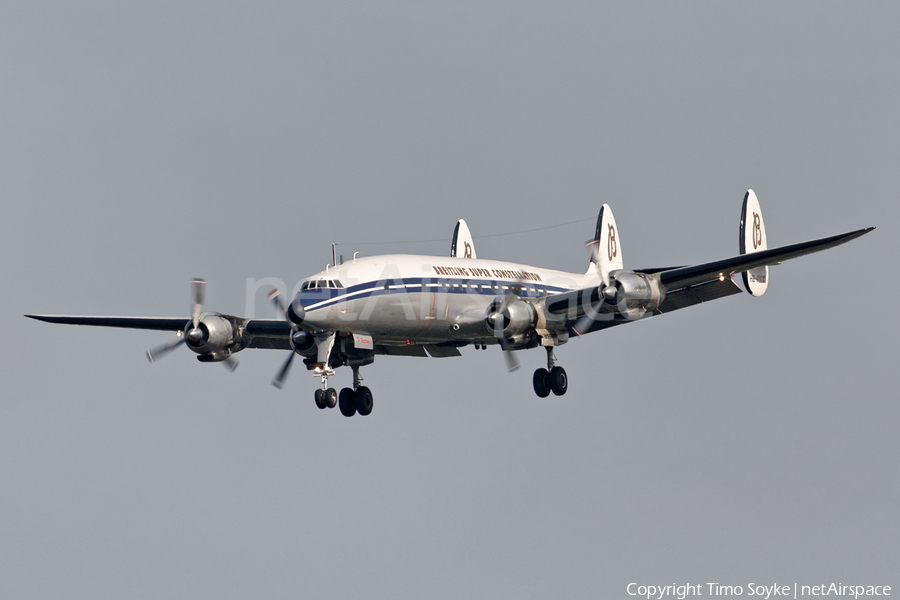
[585,204,623,284]
[451,219,477,259]
[739,189,768,296]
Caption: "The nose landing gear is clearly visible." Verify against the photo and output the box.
[533,346,567,397]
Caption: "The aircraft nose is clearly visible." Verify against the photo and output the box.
[286,301,305,325]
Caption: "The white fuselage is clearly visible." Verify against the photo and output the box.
[294,254,597,345]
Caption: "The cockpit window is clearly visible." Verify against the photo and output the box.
[301,279,344,291]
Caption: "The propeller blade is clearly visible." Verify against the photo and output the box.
[221,355,239,372]
[146,337,185,363]
[272,351,295,389]
[191,278,205,329]
[572,313,593,337]
[503,349,521,372]
[268,288,287,317]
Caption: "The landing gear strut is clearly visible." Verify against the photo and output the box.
[338,365,374,417]
[533,346,567,397]
[313,366,337,410]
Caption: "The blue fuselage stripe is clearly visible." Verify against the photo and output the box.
[295,277,571,311]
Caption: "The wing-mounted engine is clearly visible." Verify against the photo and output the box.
[606,271,666,320]
[554,271,666,335]
[486,295,536,344]
[186,313,246,362]
[146,279,243,370]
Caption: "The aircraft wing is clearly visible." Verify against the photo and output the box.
[553,226,874,336]
[653,227,873,291]
[24,315,293,349]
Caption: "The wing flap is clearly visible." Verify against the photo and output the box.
[656,277,743,313]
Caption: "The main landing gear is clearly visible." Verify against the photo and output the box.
[314,365,374,417]
[532,346,567,398]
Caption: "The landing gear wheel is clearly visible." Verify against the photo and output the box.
[355,386,374,416]
[314,388,327,409]
[325,388,338,409]
[550,366,568,396]
[339,388,357,417]
[338,388,355,413]
[533,368,551,398]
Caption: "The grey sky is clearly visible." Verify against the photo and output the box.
[2,2,897,599]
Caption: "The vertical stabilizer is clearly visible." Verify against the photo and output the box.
[451,219,477,258]
[739,189,769,296]
[585,204,623,284]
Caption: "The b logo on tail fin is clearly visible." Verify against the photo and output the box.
[740,190,768,296]
[585,204,624,281]
[608,224,617,260]
[753,213,762,250]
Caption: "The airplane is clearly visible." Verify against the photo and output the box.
[26,190,873,417]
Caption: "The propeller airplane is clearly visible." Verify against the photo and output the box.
[27,190,873,417]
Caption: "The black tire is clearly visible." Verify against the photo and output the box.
[339,388,357,417]
[533,368,551,398]
[314,388,327,409]
[550,366,568,396]
[338,388,354,412]
[325,388,338,409]
[355,386,374,416]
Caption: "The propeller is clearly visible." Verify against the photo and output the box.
[488,283,523,372]
[145,278,238,371]
[572,243,620,336]
[268,288,298,389]
[571,279,619,336]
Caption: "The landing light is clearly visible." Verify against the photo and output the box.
[718,273,725,281]
[176,330,183,337]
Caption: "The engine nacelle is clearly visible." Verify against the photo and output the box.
[485,298,536,338]
[185,314,237,357]
[290,329,315,353]
[610,272,665,320]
